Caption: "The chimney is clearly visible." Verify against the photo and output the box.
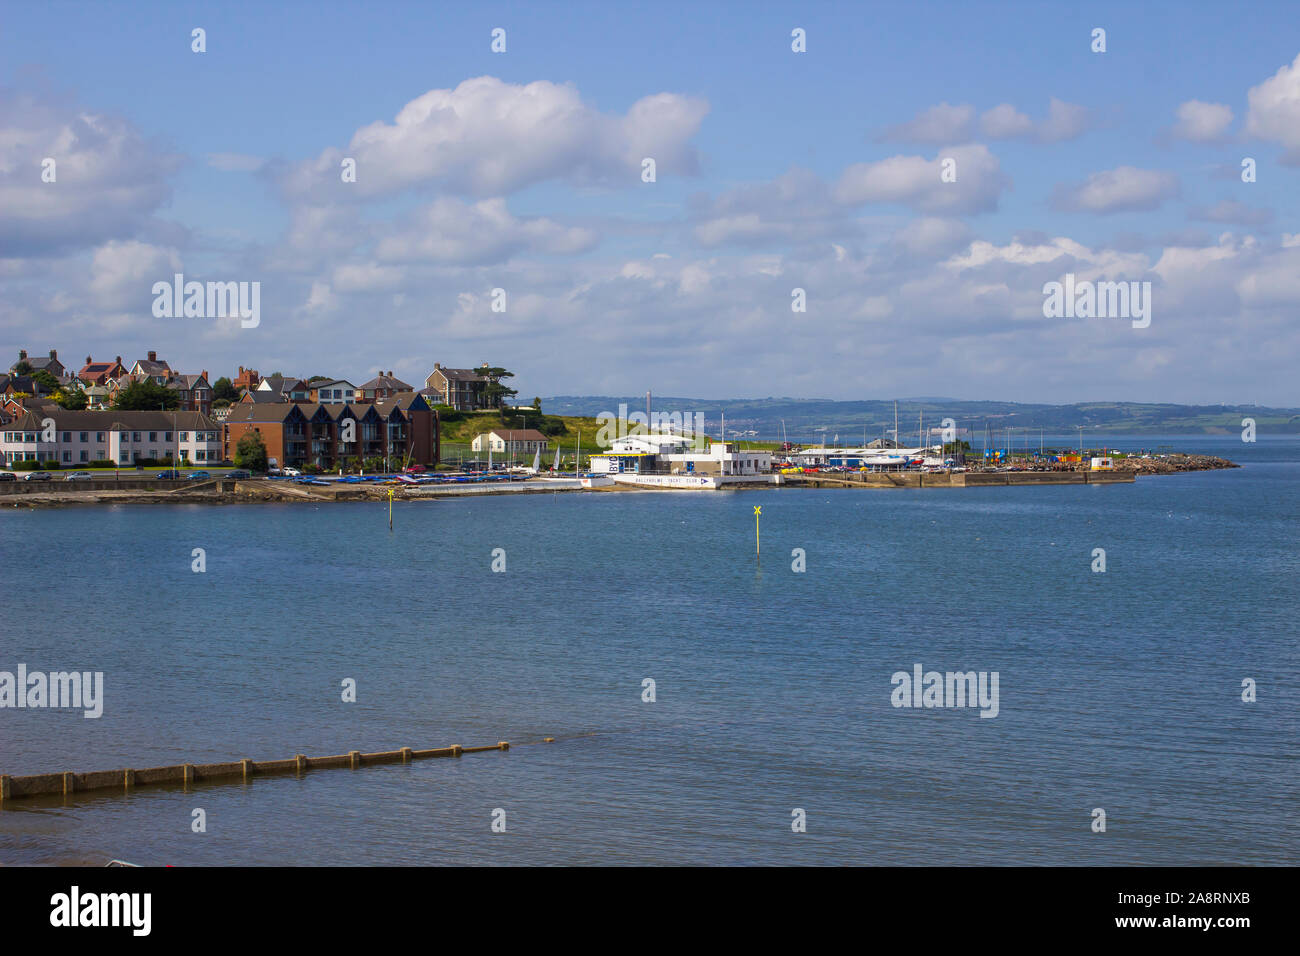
[148,350,157,362]
[86,355,92,365]
[434,362,441,370]
[201,370,208,380]
[115,356,121,365]
[49,349,57,360]
[18,349,26,361]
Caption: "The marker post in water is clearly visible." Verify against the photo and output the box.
[387,487,394,531]
[754,505,761,559]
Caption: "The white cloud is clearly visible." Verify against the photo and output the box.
[0,92,183,256]
[281,76,708,199]
[1189,199,1272,226]
[1170,100,1234,143]
[88,240,181,310]
[979,104,1034,139]
[880,102,975,144]
[980,98,1091,142]
[834,145,1007,214]
[374,197,597,265]
[1053,166,1180,213]
[1245,52,1300,161]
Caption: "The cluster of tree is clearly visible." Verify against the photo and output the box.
[112,380,181,410]
[479,367,518,417]
[211,376,240,407]
[233,431,268,472]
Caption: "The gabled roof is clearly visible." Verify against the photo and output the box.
[167,374,210,390]
[310,379,356,390]
[2,409,218,430]
[359,374,413,391]
[487,429,549,442]
[432,367,488,383]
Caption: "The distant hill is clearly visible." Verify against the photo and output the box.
[540,396,1300,440]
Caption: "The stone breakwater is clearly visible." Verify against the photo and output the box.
[1112,454,1240,475]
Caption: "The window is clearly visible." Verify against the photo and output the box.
[120,451,130,462]
[149,432,157,442]
[165,432,172,442]
[62,432,71,442]
[96,432,105,441]
[150,449,157,458]
[79,450,88,462]
[180,432,188,441]
[79,432,88,442]
[133,432,141,442]
[62,451,71,462]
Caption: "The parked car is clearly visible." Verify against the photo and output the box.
[218,459,234,468]
[267,466,283,476]
[227,469,251,479]
[403,464,426,474]
[155,470,181,480]
[186,471,211,480]
[22,471,52,481]
[63,472,93,481]
[0,472,16,481]
[282,467,302,477]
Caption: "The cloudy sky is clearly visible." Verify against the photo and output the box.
[2,0,1299,404]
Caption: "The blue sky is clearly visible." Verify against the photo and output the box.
[3,0,1299,403]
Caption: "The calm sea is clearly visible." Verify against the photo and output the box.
[1,434,1295,865]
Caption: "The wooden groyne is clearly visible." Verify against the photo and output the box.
[0,740,517,803]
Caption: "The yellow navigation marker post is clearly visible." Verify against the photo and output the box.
[754,505,761,559]
[387,487,394,531]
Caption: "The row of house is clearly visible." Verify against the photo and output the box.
[223,395,438,470]
[6,349,214,414]
[1,410,223,466]
[2,347,523,470]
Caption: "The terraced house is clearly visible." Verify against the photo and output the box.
[222,395,438,470]
[0,410,222,466]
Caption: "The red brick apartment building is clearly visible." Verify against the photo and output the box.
[223,395,439,469]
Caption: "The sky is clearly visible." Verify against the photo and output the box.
[2,0,1299,405]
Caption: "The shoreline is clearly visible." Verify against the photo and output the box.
[0,454,1240,509]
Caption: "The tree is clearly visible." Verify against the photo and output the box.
[30,369,60,393]
[113,380,180,410]
[234,430,268,472]
[11,360,33,376]
[532,397,542,412]
[53,388,88,410]
[212,376,239,403]
[477,367,517,417]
